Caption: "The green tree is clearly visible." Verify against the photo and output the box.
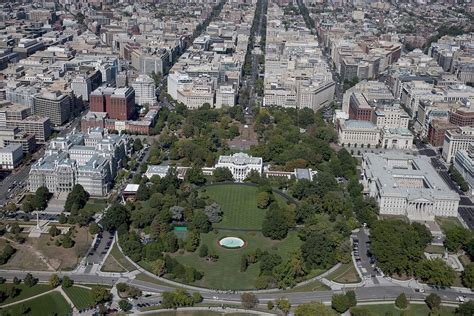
[295,302,335,316]
[102,203,130,231]
[395,293,408,310]
[49,225,60,237]
[212,167,233,182]
[62,276,73,288]
[198,244,208,258]
[331,293,350,313]
[89,222,100,235]
[49,274,60,288]
[241,292,259,309]
[256,191,272,209]
[277,298,291,314]
[185,230,200,252]
[64,184,89,213]
[91,286,110,304]
[119,299,132,311]
[133,138,143,152]
[192,292,203,304]
[346,290,357,307]
[267,300,274,310]
[425,293,441,311]
[462,263,474,289]
[262,208,289,240]
[204,203,223,223]
[444,226,471,252]
[301,231,337,269]
[416,258,456,287]
[191,210,211,233]
[185,167,206,186]
[457,301,474,316]
[32,186,50,211]
[23,273,37,287]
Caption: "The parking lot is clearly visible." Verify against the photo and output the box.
[84,230,114,270]
[352,229,380,284]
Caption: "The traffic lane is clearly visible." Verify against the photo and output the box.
[87,231,114,264]
[355,230,375,277]
[0,165,31,205]
[460,196,473,206]
[458,207,474,229]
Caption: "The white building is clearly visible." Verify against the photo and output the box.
[132,74,156,106]
[362,152,460,221]
[0,144,23,170]
[215,85,236,108]
[145,165,170,179]
[381,128,414,150]
[215,153,262,182]
[338,119,380,148]
[453,144,474,196]
[442,126,474,163]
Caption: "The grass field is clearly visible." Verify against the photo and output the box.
[0,238,50,271]
[166,230,303,290]
[203,184,288,230]
[82,199,107,213]
[436,216,463,232]
[327,263,361,283]
[355,303,456,315]
[147,312,259,316]
[27,226,91,271]
[103,243,136,272]
[63,286,95,310]
[0,292,71,316]
[0,284,52,306]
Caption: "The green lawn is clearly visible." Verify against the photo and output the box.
[82,199,107,213]
[356,303,456,315]
[0,284,52,306]
[163,230,303,290]
[63,286,95,310]
[0,292,71,316]
[203,184,288,230]
[327,263,361,283]
[436,216,463,232]
[106,243,137,272]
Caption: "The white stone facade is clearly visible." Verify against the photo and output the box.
[215,153,262,182]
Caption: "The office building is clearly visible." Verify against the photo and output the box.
[442,126,474,163]
[0,144,23,170]
[131,75,156,106]
[362,152,459,221]
[33,91,71,126]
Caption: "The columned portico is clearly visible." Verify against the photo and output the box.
[407,199,434,221]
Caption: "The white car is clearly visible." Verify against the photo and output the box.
[457,296,466,302]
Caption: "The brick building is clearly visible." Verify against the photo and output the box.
[89,87,135,120]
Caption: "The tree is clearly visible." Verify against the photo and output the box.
[416,258,456,287]
[62,276,73,288]
[20,303,30,315]
[346,290,357,307]
[133,138,143,152]
[204,203,223,223]
[191,210,211,233]
[49,274,60,288]
[92,286,111,304]
[277,298,291,314]
[256,192,272,209]
[5,284,18,298]
[241,292,259,309]
[150,259,166,276]
[395,293,408,309]
[12,276,20,285]
[23,273,37,287]
[185,167,206,186]
[170,206,184,221]
[62,234,74,248]
[295,302,335,316]
[198,244,208,258]
[64,184,89,213]
[462,263,474,289]
[262,208,289,240]
[119,299,132,311]
[301,231,337,269]
[192,292,203,304]
[102,203,130,231]
[331,293,350,313]
[136,183,150,201]
[185,230,200,252]
[49,225,60,237]
[212,167,234,182]
[457,301,474,316]
[32,186,50,211]
[425,293,441,311]
[444,226,471,252]
[267,300,274,310]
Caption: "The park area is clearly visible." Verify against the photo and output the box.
[356,303,456,315]
[0,291,72,316]
[202,184,290,230]
[168,230,302,290]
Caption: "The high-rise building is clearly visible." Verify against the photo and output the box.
[89,87,135,120]
[131,75,156,106]
[33,91,71,126]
